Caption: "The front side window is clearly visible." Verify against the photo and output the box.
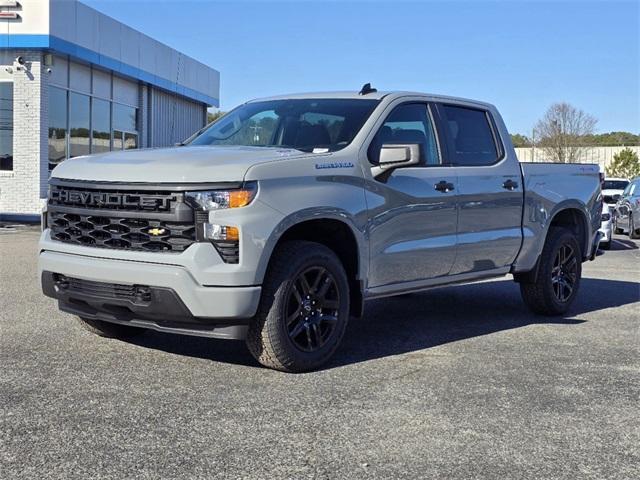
[440,104,500,166]
[0,82,13,171]
[368,103,440,165]
[190,99,379,152]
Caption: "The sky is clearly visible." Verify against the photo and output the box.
[82,0,639,135]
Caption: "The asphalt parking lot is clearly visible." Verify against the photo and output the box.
[1,227,638,480]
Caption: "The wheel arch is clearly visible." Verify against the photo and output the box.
[256,210,367,318]
[514,204,591,283]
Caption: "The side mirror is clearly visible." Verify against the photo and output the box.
[371,143,420,178]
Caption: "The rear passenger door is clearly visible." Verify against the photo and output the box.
[434,103,523,275]
[365,102,458,289]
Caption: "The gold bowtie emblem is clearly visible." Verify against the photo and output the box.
[148,228,166,236]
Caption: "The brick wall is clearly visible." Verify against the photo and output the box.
[0,50,48,219]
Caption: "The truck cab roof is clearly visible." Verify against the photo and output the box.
[247,90,496,110]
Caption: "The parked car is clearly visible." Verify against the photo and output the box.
[38,88,603,372]
[602,177,630,205]
[599,203,613,249]
[614,177,640,239]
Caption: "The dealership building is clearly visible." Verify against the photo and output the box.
[0,0,220,220]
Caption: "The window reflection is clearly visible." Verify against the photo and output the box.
[69,92,90,158]
[47,86,139,169]
[91,98,110,154]
[0,82,13,171]
[48,87,67,169]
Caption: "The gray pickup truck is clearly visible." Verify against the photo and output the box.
[39,87,603,372]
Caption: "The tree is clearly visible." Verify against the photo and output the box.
[582,131,639,146]
[510,133,531,148]
[534,102,597,163]
[606,148,640,179]
[207,110,226,124]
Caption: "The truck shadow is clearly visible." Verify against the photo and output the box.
[609,238,639,251]
[131,277,640,370]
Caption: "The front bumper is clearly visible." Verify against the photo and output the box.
[38,250,261,338]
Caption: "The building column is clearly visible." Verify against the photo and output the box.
[0,50,47,219]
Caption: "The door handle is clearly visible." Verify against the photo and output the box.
[502,179,519,190]
[435,180,455,193]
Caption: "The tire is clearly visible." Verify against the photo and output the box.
[78,317,147,339]
[630,215,640,239]
[246,241,350,373]
[520,227,582,316]
[614,218,624,235]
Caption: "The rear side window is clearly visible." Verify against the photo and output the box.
[440,105,500,166]
[368,103,440,166]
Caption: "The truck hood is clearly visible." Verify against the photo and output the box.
[51,146,309,183]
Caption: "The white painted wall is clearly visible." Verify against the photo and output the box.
[2,0,49,35]
[515,146,640,169]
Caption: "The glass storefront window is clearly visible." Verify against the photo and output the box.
[48,89,139,167]
[48,87,67,169]
[113,103,137,133]
[91,98,111,154]
[0,82,14,171]
[69,92,90,158]
[113,130,123,151]
[124,132,138,150]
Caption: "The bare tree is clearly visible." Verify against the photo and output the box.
[534,103,597,163]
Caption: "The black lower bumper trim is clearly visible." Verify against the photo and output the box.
[41,271,249,333]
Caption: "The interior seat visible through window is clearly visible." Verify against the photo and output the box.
[368,103,439,165]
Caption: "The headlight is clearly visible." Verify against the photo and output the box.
[185,182,257,211]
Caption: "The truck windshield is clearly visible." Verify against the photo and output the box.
[189,99,379,152]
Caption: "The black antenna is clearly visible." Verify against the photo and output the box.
[359,83,377,95]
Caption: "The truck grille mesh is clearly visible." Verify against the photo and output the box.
[49,212,195,252]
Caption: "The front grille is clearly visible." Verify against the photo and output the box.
[49,211,195,252]
[54,274,151,303]
[48,182,196,253]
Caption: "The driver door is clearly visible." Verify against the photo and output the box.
[365,102,458,289]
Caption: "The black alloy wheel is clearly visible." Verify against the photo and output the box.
[550,243,578,303]
[285,266,340,352]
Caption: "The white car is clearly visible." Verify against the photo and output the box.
[599,203,613,250]
[602,177,629,205]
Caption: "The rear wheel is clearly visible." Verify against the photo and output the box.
[630,214,640,239]
[246,241,350,373]
[78,317,147,339]
[520,227,582,316]
[613,217,624,235]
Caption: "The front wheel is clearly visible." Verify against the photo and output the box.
[246,241,350,373]
[520,227,582,316]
